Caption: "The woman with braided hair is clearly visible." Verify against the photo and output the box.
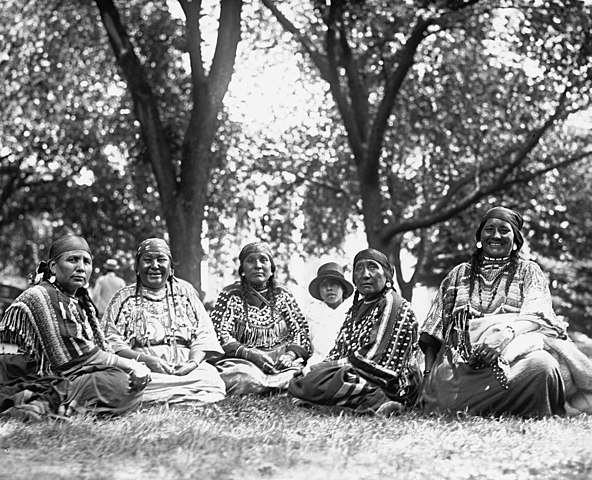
[288,248,421,416]
[210,242,311,395]
[104,238,226,404]
[421,205,592,418]
[0,234,150,419]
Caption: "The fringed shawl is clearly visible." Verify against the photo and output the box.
[210,282,311,357]
[0,282,109,375]
[327,290,419,389]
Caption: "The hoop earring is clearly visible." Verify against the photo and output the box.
[476,241,482,249]
[385,281,392,289]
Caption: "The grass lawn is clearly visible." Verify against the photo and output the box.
[0,395,591,480]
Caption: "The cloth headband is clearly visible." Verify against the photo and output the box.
[136,238,172,260]
[476,206,524,250]
[49,234,91,261]
[239,242,274,264]
[352,248,394,283]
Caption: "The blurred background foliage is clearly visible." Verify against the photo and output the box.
[1,0,591,333]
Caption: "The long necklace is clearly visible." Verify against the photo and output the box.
[477,263,509,313]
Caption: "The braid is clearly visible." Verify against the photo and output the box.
[268,274,279,325]
[504,250,520,295]
[468,249,484,298]
[240,275,250,323]
[76,286,108,350]
[349,290,363,319]
[167,276,179,322]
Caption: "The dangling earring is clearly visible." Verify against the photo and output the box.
[49,273,56,283]
[512,244,518,251]
[476,241,482,249]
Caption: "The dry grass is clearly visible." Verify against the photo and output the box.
[1,395,591,480]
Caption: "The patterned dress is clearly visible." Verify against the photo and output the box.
[210,282,311,394]
[288,289,421,413]
[104,278,226,404]
[420,257,569,417]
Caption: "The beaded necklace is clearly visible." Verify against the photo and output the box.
[477,256,510,314]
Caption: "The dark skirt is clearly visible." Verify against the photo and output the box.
[0,354,143,418]
[422,348,566,418]
[288,362,392,413]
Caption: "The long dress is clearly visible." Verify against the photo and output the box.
[420,257,592,417]
[104,279,226,404]
[288,289,421,413]
[0,281,144,418]
[210,282,311,395]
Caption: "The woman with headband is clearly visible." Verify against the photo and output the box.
[210,242,311,394]
[289,248,421,416]
[421,206,592,417]
[104,238,226,404]
[0,234,150,419]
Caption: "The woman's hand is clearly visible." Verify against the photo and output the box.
[128,362,151,392]
[173,360,198,376]
[275,351,297,370]
[471,326,515,366]
[140,354,175,374]
[131,361,151,379]
[246,348,276,373]
[477,325,516,364]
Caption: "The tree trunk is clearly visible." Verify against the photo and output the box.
[95,0,243,292]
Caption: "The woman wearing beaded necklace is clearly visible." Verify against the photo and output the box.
[104,238,226,404]
[288,248,422,416]
[0,234,150,419]
[420,206,592,418]
[210,242,311,395]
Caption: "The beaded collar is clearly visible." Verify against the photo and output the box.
[482,255,511,268]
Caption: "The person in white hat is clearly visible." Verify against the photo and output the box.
[91,258,126,317]
[305,262,354,365]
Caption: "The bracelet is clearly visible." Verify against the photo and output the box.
[135,353,142,362]
[188,360,198,368]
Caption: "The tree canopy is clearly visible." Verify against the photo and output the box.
[1,0,591,328]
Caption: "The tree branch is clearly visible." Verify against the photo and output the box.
[94,0,177,209]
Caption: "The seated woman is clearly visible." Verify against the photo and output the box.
[210,242,311,394]
[0,234,150,420]
[420,206,592,418]
[103,238,226,404]
[289,249,422,416]
[305,262,354,366]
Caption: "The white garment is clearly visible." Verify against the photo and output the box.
[305,298,352,365]
[91,272,126,316]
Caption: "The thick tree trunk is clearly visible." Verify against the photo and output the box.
[168,200,205,295]
[95,0,242,293]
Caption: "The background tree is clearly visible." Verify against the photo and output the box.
[93,0,243,292]
[0,1,164,281]
[262,0,592,298]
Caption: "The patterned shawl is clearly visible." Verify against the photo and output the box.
[327,289,419,392]
[0,282,110,375]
